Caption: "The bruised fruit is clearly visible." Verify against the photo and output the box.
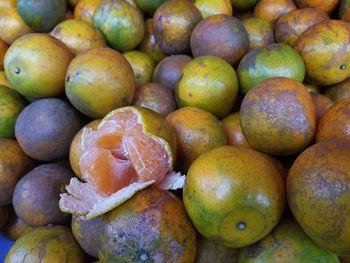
[98,187,197,263]
[287,140,350,257]
[15,98,83,161]
[153,0,202,55]
[222,112,251,148]
[184,146,285,248]
[242,17,274,50]
[190,15,249,65]
[5,226,85,263]
[0,139,33,206]
[254,0,297,24]
[194,0,232,18]
[65,47,136,118]
[74,0,102,24]
[240,77,316,156]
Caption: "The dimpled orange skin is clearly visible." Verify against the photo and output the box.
[295,20,350,86]
[310,92,334,124]
[287,140,350,257]
[153,0,202,55]
[242,17,274,50]
[222,112,251,148]
[99,187,197,263]
[0,39,7,70]
[183,146,285,248]
[166,106,227,172]
[240,77,316,156]
[275,8,329,48]
[316,98,350,142]
[74,0,102,24]
[254,0,297,24]
[0,8,33,45]
[294,0,340,14]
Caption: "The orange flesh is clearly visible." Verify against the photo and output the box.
[80,110,169,196]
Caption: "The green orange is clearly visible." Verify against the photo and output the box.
[194,0,232,18]
[136,0,167,15]
[222,112,251,148]
[93,0,144,52]
[242,17,274,50]
[176,55,239,118]
[184,146,285,248]
[65,47,136,118]
[4,33,73,99]
[254,0,297,24]
[238,43,305,94]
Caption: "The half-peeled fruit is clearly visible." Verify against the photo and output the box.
[59,106,184,219]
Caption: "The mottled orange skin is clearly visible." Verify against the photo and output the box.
[74,0,102,24]
[190,14,249,65]
[99,187,196,263]
[194,0,232,18]
[287,140,350,256]
[295,20,350,86]
[0,0,16,10]
[221,112,251,148]
[311,92,334,124]
[240,77,316,156]
[184,146,285,248]
[0,139,33,206]
[0,8,33,45]
[316,98,350,142]
[275,8,329,47]
[69,119,101,180]
[294,0,340,14]
[166,106,227,172]
[0,39,7,70]
[242,17,274,50]
[254,0,297,24]
[325,78,350,103]
[3,208,33,240]
[153,0,202,54]
[0,205,9,229]
[132,83,177,117]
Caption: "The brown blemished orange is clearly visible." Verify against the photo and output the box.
[222,112,251,148]
[242,17,274,50]
[254,0,297,24]
[310,92,334,124]
[294,0,340,14]
[324,78,350,103]
[74,0,102,24]
[0,39,7,70]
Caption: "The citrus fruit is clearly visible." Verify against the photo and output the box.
[316,98,350,142]
[242,17,274,50]
[166,106,227,172]
[4,226,85,263]
[0,39,7,70]
[3,209,33,241]
[196,235,239,263]
[50,19,106,55]
[183,145,285,248]
[72,215,104,258]
[15,98,83,161]
[0,139,33,205]
[68,0,79,7]
[0,71,10,87]
[325,78,350,102]
[59,106,180,219]
[0,0,16,10]
[310,92,334,123]
[17,0,66,32]
[240,77,316,156]
[275,8,329,48]
[132,82,177,117]
[65,48,136,118]
[222,112,251,148]
[123,50,155,86]
[153,0,202,55]
[99,187,196,263]
[194,0,232,18]
[152,54,192,90]
[294,0,340,14]
[295,20,350,86]
[339,0,350,18]
[254,0,297,24]
[0,85,26,138]
[287,139,350,257]
[70,119,101,180]
[238,218,340,263]
[92,0,144,52]
[190,14,249,65]
[0,8,33,45]
[231,0,257,10]
[12,163,73,227]
[135,0,167,15]
[74,0,101,24]
[138,18,166,63]
[4,33,73,99]
[0,205,9,229]
[176,55,239,118]
[237,43,305,94]
[304,83,320,93]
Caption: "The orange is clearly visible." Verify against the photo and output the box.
[74,0,101,24]
[68,0,79,7]
[325,78,350,102]
[166,106,227,172]
[310,92,334,124]
[0,71,11,88]
[176,55,239,118]
[295,20,350,86]
[194,0,232,18]
[50,19,106,55]
[254,0,297,24]
[135,0,167,15]
[240,77,316,156]
[65,47,135,118]
[3,209,33,241]
[242,17,274,50]
[222,112,251,148]
[287,139,350,256]
[0,0,16,10]
[231,0,257,10]
[0,39,7,70]
[4,33,73,99]
[0,8,33,45]
[183,145,285,248]
[294,0,340,14]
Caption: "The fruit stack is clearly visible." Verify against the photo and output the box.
[0,0,350,262]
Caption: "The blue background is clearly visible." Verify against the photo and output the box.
[0,233,13,263]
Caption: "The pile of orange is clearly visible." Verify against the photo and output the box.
[1,0,350,262]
